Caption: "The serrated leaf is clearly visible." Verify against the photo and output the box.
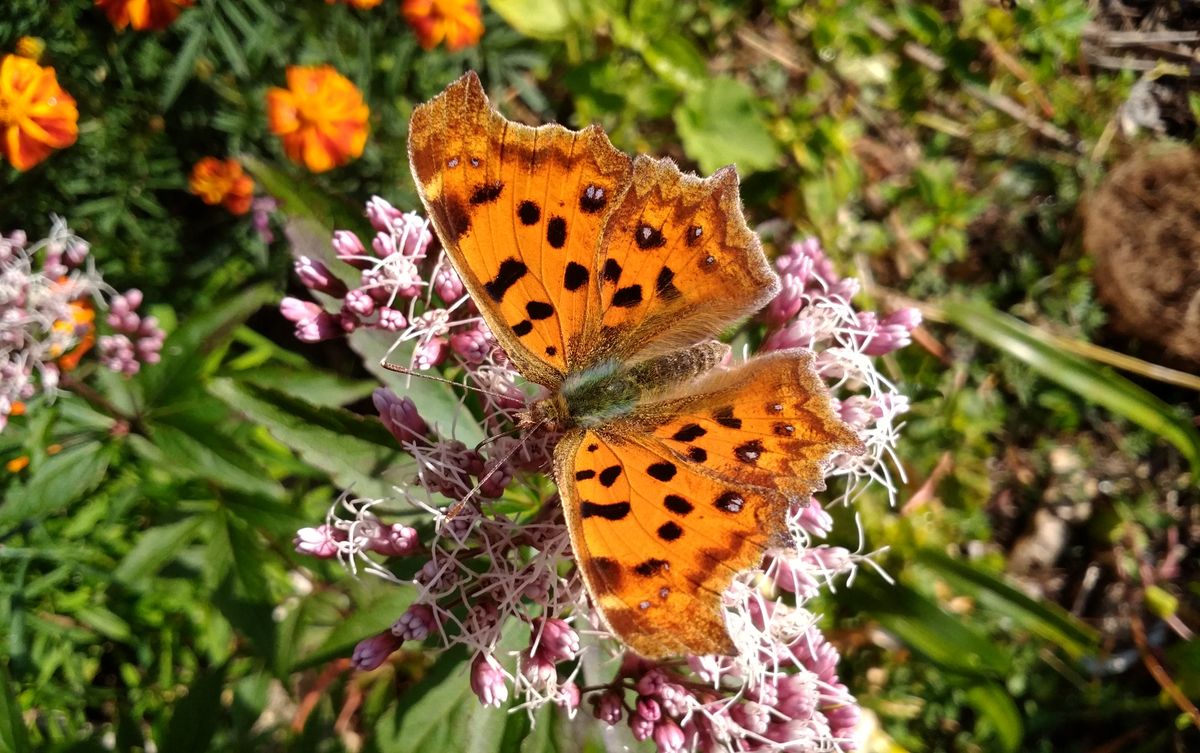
[113,517,208,587]
[673,77,781,175]
[0,442,112,527]
[942,299,1200,475]
[147,421,284,498]
[208,378,412,499]
[915,549,1099,658]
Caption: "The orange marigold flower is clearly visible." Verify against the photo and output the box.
[0,55,78,171]
[53,300,95,372]
[189,157,255,215]
[9,402,25,417]
[15,37,45,61]
[5,456,30,473]
[402,0,484,51]
[266,65,369,173]
[95,0,194,31]
[326,0,384,8]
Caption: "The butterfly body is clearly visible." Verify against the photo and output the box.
[528,340,729,431]
[409,73,862,659]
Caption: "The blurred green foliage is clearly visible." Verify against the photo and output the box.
[2,0,1199,752]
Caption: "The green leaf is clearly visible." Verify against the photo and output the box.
[966,683,1024,753]
[915,549,1099,658]
[113,517,208,587]
[208,378,412,499]
[0,660,30,753]
[846,579,1010,677]
[673,77,781,175]
[291,585,414,672]
[145,421,285,498]
[160,18,208,108]
[0,442,113,528]
[156,663,227,753]
[942,299,1200,475]
[489,0,571,39]
[242,157,369,239]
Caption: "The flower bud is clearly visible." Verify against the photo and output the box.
[470,653,508,708]
[351,630,402,671]
[373,389,430,442]
[295,256,348,297]
[294,524,344,558]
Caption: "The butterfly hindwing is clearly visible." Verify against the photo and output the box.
[556,428,781,658]
[557,351,861,658]
[408,72,633,386]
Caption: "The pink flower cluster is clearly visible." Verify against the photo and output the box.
[98,290,164,374]
[285,198,914,752]
[1,219,163,433]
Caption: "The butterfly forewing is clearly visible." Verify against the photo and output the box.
[583,156,780,365]
[408,72,632,385]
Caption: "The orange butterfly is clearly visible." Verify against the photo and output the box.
[407,72,861,659]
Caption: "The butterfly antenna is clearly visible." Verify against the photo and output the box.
[444,419,548,520]
[379,355,514,400]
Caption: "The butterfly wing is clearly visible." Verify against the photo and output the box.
[556,350,861,658]
[408,72,632,386]
[583,156,780,366]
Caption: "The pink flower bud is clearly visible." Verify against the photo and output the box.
[558,682,581,713]
[630,712,655,741]
[279,297,320,322]
[792,497,833,538]
[449,327,491,365]
[366,196,404,232]
[433,264,465,303]
[391,604,435,641]
[294,525,344,558]
[295,256,348,297]
[636,696,662,722]
[636,668,667,697]
[520,651,558,686]
[652,719,686,753]
[763,272,806,326]
[294,311,341,342]
[343,288,375,317]
[377,307,407,331]
[351,630,402,671]
[373,389,430,442]
[532,618,579,663]
[367,523,418,557]
[470,653,508,708]
[412,337,449,370]
[332,230,371,269]
[593,691,623,724]
[731,701,770,734]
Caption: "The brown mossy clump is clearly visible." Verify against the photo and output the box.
[1084,148,1200,363]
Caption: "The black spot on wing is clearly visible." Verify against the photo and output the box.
[547,216,567,249]
[647,462,677,482]
[773,423,795,436]
[657,522,683,541]
[469,182,503,205]
[672,424,706,442]
[564,262,589,291]
[598,465,622,487]
[655,266,681,301]
[545,346,557,356]
[575,469,595,481]
[612,285,643,308]
[735,440,764,464]
[580,184,606,213]
[714,491,745,513]
[602,259,622,284]
[636,224,666,250]
[663,495,693,515]
[512,320,533,337]
[581,501,631,521]
[686,225,703,246]
[443,197,470,243]
[588,556,624,590]
[713,406,741,429]
[634,558,670,577]
[518,200,540,226]
[526,301,554,320]
[484,259,527,302]
[687,447,707,463]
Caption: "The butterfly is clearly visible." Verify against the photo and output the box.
[407,72,862,659]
